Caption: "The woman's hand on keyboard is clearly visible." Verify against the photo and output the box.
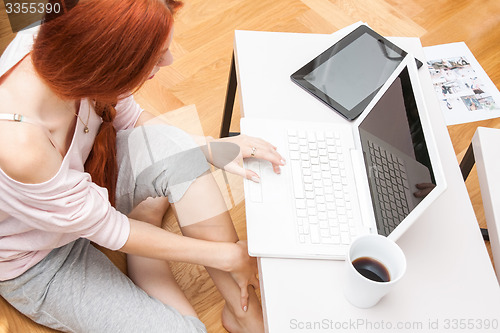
[228,240,260,312]
[213,134,285,182]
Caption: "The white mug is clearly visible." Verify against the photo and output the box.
[343,234,407,308]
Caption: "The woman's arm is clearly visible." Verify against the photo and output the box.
[134,110,285,179]
[120,218,257,280]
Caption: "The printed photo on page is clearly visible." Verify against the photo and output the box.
[424,42,500,126]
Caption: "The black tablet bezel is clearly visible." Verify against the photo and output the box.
[290,25,421,120]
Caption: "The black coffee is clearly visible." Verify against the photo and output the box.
[352,257,390,282]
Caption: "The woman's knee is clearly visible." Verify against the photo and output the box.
[128,197,170,227]
[171,173,230,226]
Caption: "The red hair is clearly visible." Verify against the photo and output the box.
[32,0,182,206]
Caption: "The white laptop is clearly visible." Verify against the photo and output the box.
[241,56,447,260]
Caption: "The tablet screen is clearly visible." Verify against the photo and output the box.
[304,33,403,110]
[291,25,419,120]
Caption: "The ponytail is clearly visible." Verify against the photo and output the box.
[85,101,118,206]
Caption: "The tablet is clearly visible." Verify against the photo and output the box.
[291,25,422,120]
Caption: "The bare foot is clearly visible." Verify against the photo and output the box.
[221,295,264,333]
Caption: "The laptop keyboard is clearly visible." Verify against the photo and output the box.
[287,129,357,245]
[367,139,410,235]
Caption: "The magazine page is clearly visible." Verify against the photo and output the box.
[423,42,500,125]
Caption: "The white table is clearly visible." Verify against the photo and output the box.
[234,25,500,332]
[472,127,500,284]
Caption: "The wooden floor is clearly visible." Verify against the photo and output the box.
[1,0,499,332]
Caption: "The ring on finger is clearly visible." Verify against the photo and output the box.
[251,147,257,157]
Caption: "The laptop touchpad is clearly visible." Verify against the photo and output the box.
[246,159,288,203]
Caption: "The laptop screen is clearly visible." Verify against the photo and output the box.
[358,67,436,236]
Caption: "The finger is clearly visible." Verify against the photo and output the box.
[225,161,246,177]
[272,163,282,174]
[227,161,261,182]
[251,146,286,167]
[240,284,249,312]
[245,169,261,183]
[246,141,285,163]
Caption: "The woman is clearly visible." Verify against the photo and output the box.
[0,0,284,332]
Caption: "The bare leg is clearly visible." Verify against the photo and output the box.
[127,197,198,318]
[171,173,264,333]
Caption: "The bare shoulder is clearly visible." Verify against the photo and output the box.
[0,122,63,184]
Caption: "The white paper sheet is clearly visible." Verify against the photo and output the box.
[423,42,500,126]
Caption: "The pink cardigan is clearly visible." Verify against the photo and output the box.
[0,27,142,280]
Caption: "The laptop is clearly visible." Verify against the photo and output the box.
[241,57,447,260]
